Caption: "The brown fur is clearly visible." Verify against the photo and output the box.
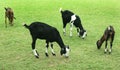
[5,7,15,27]
[96,26,115,54]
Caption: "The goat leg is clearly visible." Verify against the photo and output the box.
[109,41,113,54]
[5,16,7,28]
[45,41,49,57]
[104,41,108,54]
[50,43,56,56]
[32,38,39,58]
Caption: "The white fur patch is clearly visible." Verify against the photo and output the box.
[82,31,87,38]
[50,44,55,54]
[63,28,66,33]
[105,49,107,52]
[22,22,25,26]
[59,8,62,12]
[33,49,38,56]
[78,33,79,36]
[71,15,76,22]
[70,32,72,37]
[77,28,80,36]
[70,23,73,37]
[109,49,112,52]
[64,47,70,57]
[51,49,55,53]
[45,47,48,53]
[108,26,111,30]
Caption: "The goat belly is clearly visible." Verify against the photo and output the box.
[37,30,58,42]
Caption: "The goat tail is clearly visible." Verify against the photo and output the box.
[59,8,63,13]
[23,23,29,29]
[4,7,7,11]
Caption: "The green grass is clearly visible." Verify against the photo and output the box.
[0,0,120,70]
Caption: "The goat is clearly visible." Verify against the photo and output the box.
[5,7,16,28]
[23,22,70,58]
[60,8,87,39]
[96,25,115,54]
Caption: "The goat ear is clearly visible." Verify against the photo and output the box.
[4,7,7,11]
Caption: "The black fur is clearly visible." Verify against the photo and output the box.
[96,26,115,54]
[24,22,69,58]
[60,9,87,38]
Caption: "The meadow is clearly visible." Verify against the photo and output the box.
[0,0,120,70]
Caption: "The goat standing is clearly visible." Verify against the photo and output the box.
[5,7,15,27]
[23,22,70,58]
[60,8,87,39]
[96,26,115,54]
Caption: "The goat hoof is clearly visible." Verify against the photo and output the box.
[65,56,69,58]
[35,55,39,58]
[52,53,56,56]
[45,53,49,57]
[109,52,111,54]
[36,51,39,56]
[82,38,84,39]
[104,51,107,54]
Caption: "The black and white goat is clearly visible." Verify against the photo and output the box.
[23,22,70,58]
[60,8,87,39]
[96,26,115,54]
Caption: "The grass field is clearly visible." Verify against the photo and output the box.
[0,0,120,70]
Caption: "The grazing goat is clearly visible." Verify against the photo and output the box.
[96,26,115,54]
[5,7,16,27]
[23,22,70,58]
[60,8,87,39]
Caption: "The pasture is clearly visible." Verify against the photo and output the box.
[0,0,120,70]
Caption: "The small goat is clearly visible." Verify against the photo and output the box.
[5,7,15,27]
[96,26,115,54]
[60,8,87,39]
[24,22,70,58]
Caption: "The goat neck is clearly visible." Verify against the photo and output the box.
[99,35,106,45]
[56,36,65,49]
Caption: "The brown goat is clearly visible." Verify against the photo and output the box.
[5,7,15,27]
[96,25,115,54]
